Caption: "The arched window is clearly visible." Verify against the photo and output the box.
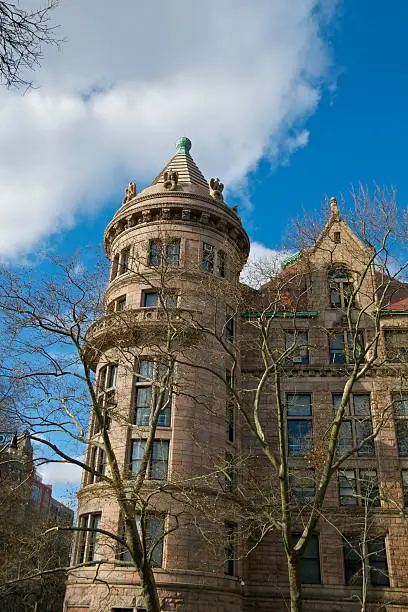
[328,266,354,308]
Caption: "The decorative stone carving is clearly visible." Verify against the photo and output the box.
[122,181,137,204]
[142,209,151,223]
[162,208,171,220]
[200,211,210,224]
[163,170,179,191]
[181,208,191,220]
[126,215,135,229]
[231,204,238,213]
[209,177,224,200]
[217,219,227,232]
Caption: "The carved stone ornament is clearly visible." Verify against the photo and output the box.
[209,177,224,200]
[162,208,171,220]
[126,215,135,229]
[200,211,210,224]
[181,208,191,220]
[122,181,137,204]
[163,169,179,191]
[330,196,340,218]
[142,209,151,223]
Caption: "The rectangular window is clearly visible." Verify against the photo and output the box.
[143,291,158,307]
[333,394,374,457]
[285,331,309,365]
[119,248,130,275]
[93,364,118,434]
[120,515,165,569]
[77,513,101,563]
[402,470,408,506]
[166,240,180,266]
[142,291,178,309]
[289,471,315,504]
[134,360,171,427]
[226,309,235,342]
[287,394,312,457]
[394,393,408,457]
[202,242,215,273]
[225,370,234,442]
[343,539,389,587]
[88,446,106,485]
[149,240,162,267]
[224,523,235,576]
[329,331,364,365]
[293,534,321,584]
[338,469,379,506]
[385,330,408,363]
[328,268,354,308]
[110,254,119,280]
[131,439,169,480]
[114,296,126,312]
[217,250,226,277]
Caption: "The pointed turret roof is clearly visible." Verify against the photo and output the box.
[150,137,208,189]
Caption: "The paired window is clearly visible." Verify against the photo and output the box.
[111,248,131,280]
[394,393,408,456]
[329,331,364,365]
[384,330,408,363]
[338,468,379,506]
[202,243,227,277]
[287,394,312,457]
[225,370,235,442]
[142,291,178,308]
[333,394,374,457]
[119,515,165,568]
[77,513,101,563]
[130,439,169,480]
[94,364,118,434]
[285,331,309,365]
[343,538,389,586]
[149,239,180,267]
[134,360,171,427]
[293,534,321,584]
[109,295,126,312]
[224,523,235,575]
[328,267,354,308]
[87,446,106,485]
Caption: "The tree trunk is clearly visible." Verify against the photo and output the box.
[287,553,302,612]
[140,561,161,612]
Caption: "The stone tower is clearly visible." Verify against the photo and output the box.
[64,138,250,612]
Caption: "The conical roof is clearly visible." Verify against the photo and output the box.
[150,137,208,189]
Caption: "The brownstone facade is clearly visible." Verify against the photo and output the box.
[64,138,408,611]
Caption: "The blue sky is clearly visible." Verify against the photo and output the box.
[2,0,407,501]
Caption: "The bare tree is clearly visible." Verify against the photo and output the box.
[0,1,60,89]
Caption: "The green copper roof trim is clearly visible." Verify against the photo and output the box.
[379,309,408,317]
[175,136,192,155]
[241,311,318,319]
[281,251,302,270]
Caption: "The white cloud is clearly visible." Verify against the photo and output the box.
[38,459,82,487]
[0,0,339,257]
[240,241,291,287]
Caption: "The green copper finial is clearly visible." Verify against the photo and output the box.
[175,137,192,155]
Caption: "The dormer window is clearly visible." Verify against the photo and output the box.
[328,266,354,308]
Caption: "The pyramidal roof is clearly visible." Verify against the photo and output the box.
[151,137,209,189]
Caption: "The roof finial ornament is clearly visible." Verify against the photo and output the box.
[209,177,224,201]
[330,196,340,219]
[122,181,137,205]
[175,137,192,155]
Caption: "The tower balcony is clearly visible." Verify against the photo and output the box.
[85,307,200,365]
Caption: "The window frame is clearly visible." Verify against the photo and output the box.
[338,468,380,506]
[393,393,408,457]
[133,360,172,428]
[343,537,390,587]
[148,239,181,268]
[333,393,375,457]
[224,522,235,576]
[329,330,364,365]
[217,250,226,277]
[87,446,107,485]
[384,330,408,363]
[287,394,312,457]
[285,330,309,365]
[293,533,321,584]
[328,266,354,308]
[93,364,118,434]
[202,242,215,273]
[77,513,102,563]
[119,514,165,568]
[130,439,170,481]
[118,248,130,276]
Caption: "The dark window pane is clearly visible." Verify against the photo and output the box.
[134,386,152,426]
[339,470,357,505]
[288,420,312,456]
[131,440,146,476]
[394,394,408,416]
[402,471,408,506]
[149,240,162,266]
[287,394,311,416]
[146,516,165,567]
[285,331,309,364]
[294,534,321,584]
[166,241,180,266]
[343,540,362,585]
[356,420,375,457]
[217,250,226,277]
[338,421,353,454]
[150,440,169,480]
[396,421,408,457]
[224,523,235,575]
[360,470,380,506]
[353,395,370,417]
[330,334,345,364]
[144,292,158,307]
[368,540,389,587]
[202,243,214,272]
